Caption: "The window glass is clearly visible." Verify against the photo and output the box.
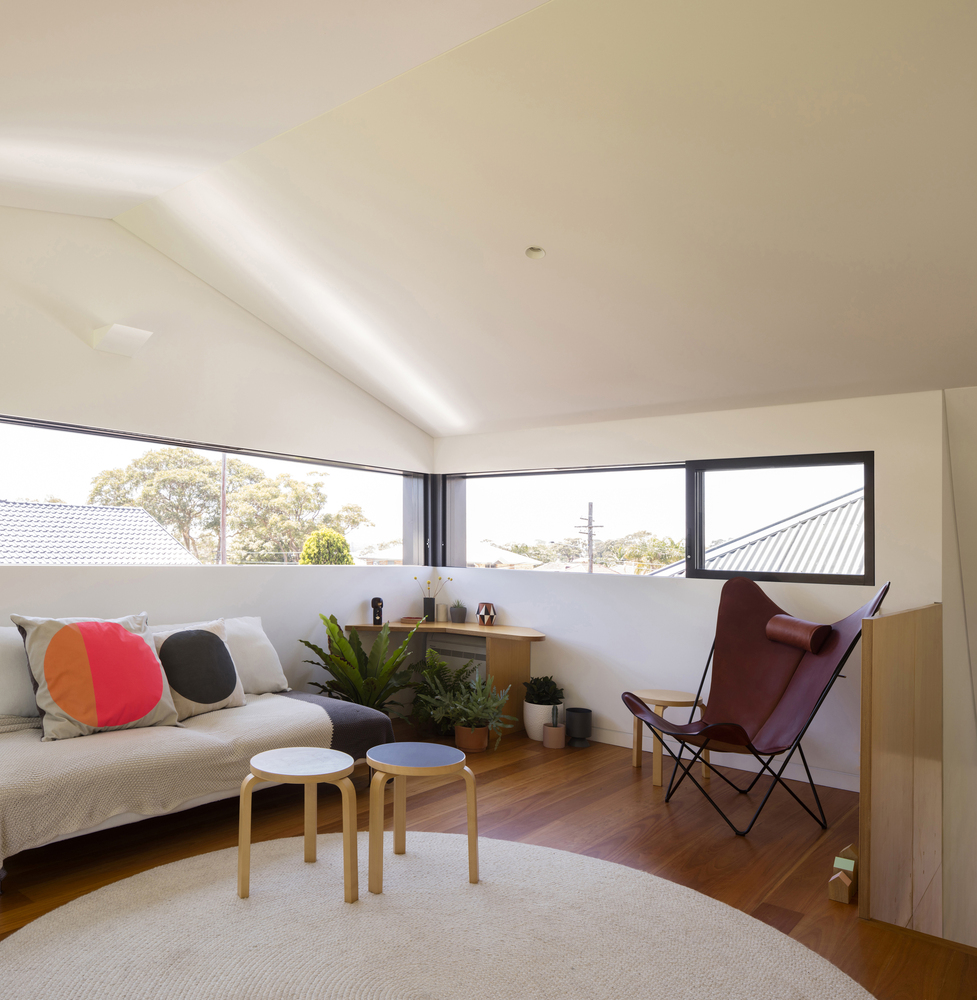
[464,468,685,573]
[0,421,404,566]
[701,463,865,577]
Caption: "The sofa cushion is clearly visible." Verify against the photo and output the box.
[0,625,38,718]
[153,620,246,721]
[10,613,179,742]
[150,616,289,695]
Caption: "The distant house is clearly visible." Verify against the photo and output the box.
[0,500,200,566]
[653,490,864,578]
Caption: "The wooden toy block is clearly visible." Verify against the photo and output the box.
[828,843,858,903]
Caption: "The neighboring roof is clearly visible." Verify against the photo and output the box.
[652,490,865,578]
[0,500,201,566]
[534,559,622,574]
[467,540,541,568]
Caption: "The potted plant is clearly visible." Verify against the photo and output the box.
[522,675,565,741]
[449,599,467,623]
[401,647,475,736]
[414,673,516,751]
[542,704,566,749]
[299,614,418,713]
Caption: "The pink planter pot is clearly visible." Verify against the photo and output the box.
[542,724,566,749]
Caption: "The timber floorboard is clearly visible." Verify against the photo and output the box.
[1,735,975,999]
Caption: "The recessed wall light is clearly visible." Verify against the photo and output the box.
[525,246,545,259]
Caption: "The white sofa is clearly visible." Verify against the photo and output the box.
[0,618,393,891]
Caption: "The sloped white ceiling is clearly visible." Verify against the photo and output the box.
[0,0,548,217]
[117,0,977,437]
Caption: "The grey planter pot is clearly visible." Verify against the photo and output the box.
[449,606,468,623]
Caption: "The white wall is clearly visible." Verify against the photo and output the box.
[0,564,425,692]
[0,205,433,472]
[941,387,977,947]
[437,391,945,791]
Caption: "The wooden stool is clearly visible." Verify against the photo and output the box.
[366,742,478,894]
[631,689,711,786]
[238,746,358,902]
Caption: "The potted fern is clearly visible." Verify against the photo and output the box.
[522,675,565,741]
[299,614,418,713]
[403,647,475,736]
[414,673,516,751]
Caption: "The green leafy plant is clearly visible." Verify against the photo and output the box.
[415,673,517,749]
[299,529,353,565]
[452,598,465,608]
[300,614,417,712]
[403,647,475,736]
[523,675,564,705]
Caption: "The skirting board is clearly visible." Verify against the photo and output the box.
[590,725,859,792]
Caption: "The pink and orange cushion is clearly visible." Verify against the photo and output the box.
[11,613,178,741]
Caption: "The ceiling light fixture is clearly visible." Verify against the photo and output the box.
[525,246,545,259]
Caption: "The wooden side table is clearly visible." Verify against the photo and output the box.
[366,741,478,894]
[631,689,711,786]
[238,746,358,902]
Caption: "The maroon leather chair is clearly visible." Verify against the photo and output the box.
[622,577,889,835]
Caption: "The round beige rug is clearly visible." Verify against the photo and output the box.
[0,833,869,999]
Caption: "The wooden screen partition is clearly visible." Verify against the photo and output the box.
[860,603,942,936]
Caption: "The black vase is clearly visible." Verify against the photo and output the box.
[565,707,592,748]
[423,597,435,623]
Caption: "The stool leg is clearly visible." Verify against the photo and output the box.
[337,776,359,903]
[632,715,643,768]
[304,780,317,863]
[462,766,479,884]
[369,770,391,894]
[653,706,665,786]
[702,749,711,780]
[237,772,261,898]
[393,775,407,855]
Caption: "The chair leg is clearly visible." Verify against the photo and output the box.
[304,780,317,863]
[701,749,711,780]
[336,776,359,903]
[462,766,479,884]
[632,715,643,767]
[237,772,261,899]
[368,770,392,894]
[393,775,407,855]
[652,705,665,785]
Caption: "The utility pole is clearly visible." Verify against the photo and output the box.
[577,502,603,573]
[219,453,228,565]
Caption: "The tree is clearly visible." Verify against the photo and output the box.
[299,529,354,565]
[488,531,684,573]
[88,448,368,564]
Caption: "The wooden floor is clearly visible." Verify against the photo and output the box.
[2,735,975,998]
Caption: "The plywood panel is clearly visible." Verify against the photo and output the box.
[913,604,943,934]
[861,604,943,935]
[867,612,916,927]
[485,636,531,734]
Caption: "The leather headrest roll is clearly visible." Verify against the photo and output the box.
[765,614,832,654]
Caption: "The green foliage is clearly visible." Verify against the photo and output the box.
[452,599,466,608]
[299,528,354,565]
[403,648,475,736]
[300,615,417,712]
[414,673,516,749]
[486,531,685,573]
[523,675,564,705]
[88,447,374,564]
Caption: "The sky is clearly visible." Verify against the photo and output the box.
[467,464,864,552]
[0,422,403,553]
[0,421,864,562]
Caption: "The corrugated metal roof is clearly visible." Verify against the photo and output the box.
[0,500,201,566]
[653,490,864,578]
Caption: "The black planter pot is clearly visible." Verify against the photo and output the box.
[449,606,467,623]
[565,707,592,748]
[423,597,435,623]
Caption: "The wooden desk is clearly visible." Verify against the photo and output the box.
[347,622,545,732]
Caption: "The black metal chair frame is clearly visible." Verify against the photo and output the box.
[638,636,860,836]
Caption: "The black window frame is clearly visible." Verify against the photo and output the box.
[0,412,424,566]
[685,451,875,586]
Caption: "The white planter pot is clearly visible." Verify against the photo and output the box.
[524,701,565,741]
